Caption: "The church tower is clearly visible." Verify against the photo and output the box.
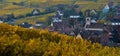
[84,17,91,28]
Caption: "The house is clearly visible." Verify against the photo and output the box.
[110,19,120,26]
[8,19,15,25]
[2,14,16,22]
[49,15,75,35]
[29,26,34,29]
[104,5,120,44]
[63,27,74,35]
[55,9,64,19]
[48,11,64,33]
[6,14,15,19]
[82,16,112,45]
[35,21,45,29]
[35,21,44,27]
[82,25,111,45]
[53,22,63,32]
[90,9,99,20]
[50,16,63,33]
[69,15,80,19]
[84,9,99,19]
[56,10,64,16]
[18,22,32,28]
[103,5,110,13]
[91,9,97,15]
[32,9,41,15]
[106,17,120,43]
[84,17,104,31]
[0,14,17,25]
[49,21,74,35]
[107,5,120,25]
[52,16,62,23]
[102,2,114,13]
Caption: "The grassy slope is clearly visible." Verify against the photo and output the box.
[0,4,33,16]
[14,13,55,25]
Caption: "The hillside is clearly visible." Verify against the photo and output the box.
[0,0,120,16]
[0,23,120,56]
[0,0,119,25]
[14,13,55,25]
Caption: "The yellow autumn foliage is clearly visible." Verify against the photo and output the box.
[0,23,120,56]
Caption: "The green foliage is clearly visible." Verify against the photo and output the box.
[0,23,120,56]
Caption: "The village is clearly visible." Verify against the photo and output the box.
[0,1,120,46]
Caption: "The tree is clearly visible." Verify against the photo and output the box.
[57,4,65,10]
[47,16,53,26]
[64,8,77,18]
[74,5,79,8]
[69,8,77,15]
[78,11,84,22]
[79,11,83,16]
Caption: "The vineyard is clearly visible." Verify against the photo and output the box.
[0,23,120,56]
[0,0,119,16]
[0,0,119,26]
